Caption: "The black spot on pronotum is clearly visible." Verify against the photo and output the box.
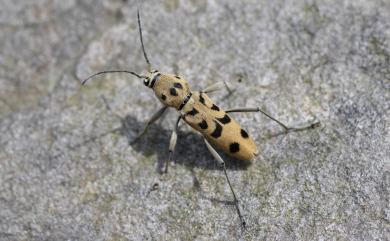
[187,108,199,116]
[150,73,160,88]
[211,121,222,138]
[240,129,249,138]
[217,114,231,124]
[150,79,156,88]
[199,93,206,105]
[174,82,183,89]
[229,142,240,153]
[198,120,208,129]
[161,94,166,101]
[211,104,220,111]
[175,75,181,79]
[170,88,178,96]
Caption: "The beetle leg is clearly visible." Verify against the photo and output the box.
[202,82,223,93]
[202,80,233,94]
[165,116,181,173]
[225,107,320,132]
[131,106,168,144]
[204,139,246,229]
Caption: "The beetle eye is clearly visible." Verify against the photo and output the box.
[143,79,150,86]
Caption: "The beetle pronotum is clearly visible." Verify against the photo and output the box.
[82,4,320,228]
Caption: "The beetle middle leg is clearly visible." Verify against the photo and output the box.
[204,139,246,229]
[225,107,320,132]
[131,106,168,144]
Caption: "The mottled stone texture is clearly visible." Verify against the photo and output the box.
[0,0,389,240]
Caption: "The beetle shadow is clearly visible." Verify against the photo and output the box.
[118,114,252,172]
[119,114,251,207]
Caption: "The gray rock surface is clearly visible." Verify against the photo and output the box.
[0,0,389,240]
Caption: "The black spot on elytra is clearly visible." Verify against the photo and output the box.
[175,75,181,79]
[187,108,199,116]
[161,94,166,101]
[198,120,208,129]
[211,104,220,111]
[199,93,206,105]
[240,129,249,138]
[211,121,222,138]
[174,82,183,89]
[217,114,231,124]
[229,142,240,153]
[170,88,178,96]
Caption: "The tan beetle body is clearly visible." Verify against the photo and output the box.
[82,7,319,228]
[145,71,258,161]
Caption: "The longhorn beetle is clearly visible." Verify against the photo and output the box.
[81,5,320,228]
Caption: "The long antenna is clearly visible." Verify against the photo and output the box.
[81,70,147,85]
[137,6,152,72]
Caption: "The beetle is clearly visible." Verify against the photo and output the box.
[81,6,320,228]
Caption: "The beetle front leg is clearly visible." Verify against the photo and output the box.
[165,116,181,173]
[202,80,233,94]
[131,106,168,144]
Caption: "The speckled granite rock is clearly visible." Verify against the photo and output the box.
[0,0,389,240]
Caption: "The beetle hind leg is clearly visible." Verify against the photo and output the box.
[204,139,246,229]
